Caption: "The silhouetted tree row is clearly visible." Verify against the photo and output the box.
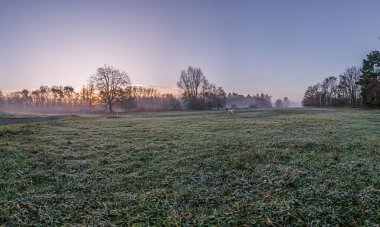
[1,64,287,113]
[1,85,184,113]
[120,86,181,112]
[303,66,362,107]
[226,92,272,108]
[1,85,89,111]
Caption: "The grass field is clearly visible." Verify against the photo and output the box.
[0,108,379,225]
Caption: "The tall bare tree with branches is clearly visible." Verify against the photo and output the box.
[177,66,207,109]
[90,65,131,112]
[339,66,361,107]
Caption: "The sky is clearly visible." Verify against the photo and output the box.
[1,0,380,103]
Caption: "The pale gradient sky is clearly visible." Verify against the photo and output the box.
[1,0,380,102]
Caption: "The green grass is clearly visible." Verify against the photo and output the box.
[0,108,379,225]
[0,112,37,118]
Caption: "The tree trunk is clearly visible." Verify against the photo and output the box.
[109,103,113,113]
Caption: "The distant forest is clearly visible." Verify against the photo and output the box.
[303,50,380,108]
[0,85,182,113]
[0,66,287,113]
[1,50,380,112]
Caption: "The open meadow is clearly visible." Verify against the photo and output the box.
[0,108,379,225]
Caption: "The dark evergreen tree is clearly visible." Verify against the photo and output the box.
[358,51,380,108]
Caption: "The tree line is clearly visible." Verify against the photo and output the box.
[303,50,380,108]
[0,85,181,113]
[225,92,275,108]
[177,66,287,109]
[302,67,361,107]
[0,65,280,113]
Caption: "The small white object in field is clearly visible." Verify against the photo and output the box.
[225,108,234,114]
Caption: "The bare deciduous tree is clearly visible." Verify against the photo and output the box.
[177,66,207,109]
[90,65,131,112]
[339,66,361,107]
[322,76,337,107]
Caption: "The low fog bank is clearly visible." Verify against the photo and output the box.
[225,93,299,108]
[0,96,301,117]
